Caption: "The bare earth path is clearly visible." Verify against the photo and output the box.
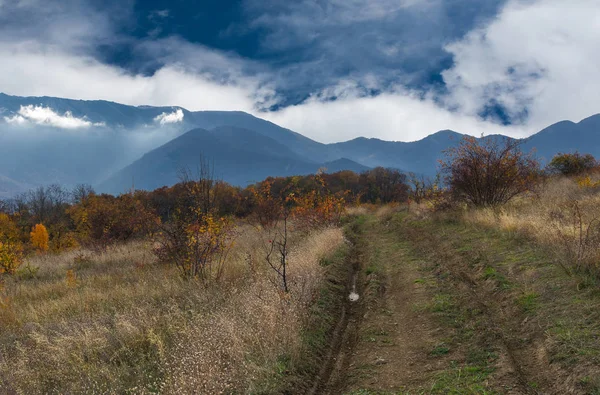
[312,212,593,395]
[342,216,449,393]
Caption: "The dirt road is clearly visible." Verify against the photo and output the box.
[310,212,593,394]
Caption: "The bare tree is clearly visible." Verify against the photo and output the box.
[71,184,95,204]
[250,181,293,293]
[440,136,540,206]
[407,172,441,204]
[265,204,291,293]
[154,157,235,282]
[27,186,50,224]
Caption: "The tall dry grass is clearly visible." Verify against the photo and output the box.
[0,223,344,394]
[464,175,600,277]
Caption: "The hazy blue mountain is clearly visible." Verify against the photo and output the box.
[0,93,328,160]
[1,93,600,197]
[327,130,464,174]
[0,174,31,199]
[98,127,367,194]
[321,158,371,174]
[0,94,332,190]
[523,114,600,163]
[185,112,330,162]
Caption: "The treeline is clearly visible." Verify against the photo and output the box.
[0,167,409,257]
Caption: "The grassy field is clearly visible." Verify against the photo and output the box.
[342,180,600,394]
[0,224,346,394]
[2,175,600,394]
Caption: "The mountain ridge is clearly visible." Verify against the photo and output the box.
[97,127,368,194]
[1,93,600,196]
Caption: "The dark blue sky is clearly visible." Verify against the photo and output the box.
[0,0,595,142]
[102,1,259,66]
[92,0,507,107]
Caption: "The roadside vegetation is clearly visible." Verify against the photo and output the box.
[2,137,600,394]
[342,145,600,394]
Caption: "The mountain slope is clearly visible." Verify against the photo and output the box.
[186,111,330,161]
[524,114,600,162]
[3,93,600,196]
[327,130,465,174]
[98,127,364,194]
[0,174,32,199]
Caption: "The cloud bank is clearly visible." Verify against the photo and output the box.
[4,105,105,129]
[0,0,598,143]
[442,0,600,128]
[262,0,600,141]
[154,108,184,125]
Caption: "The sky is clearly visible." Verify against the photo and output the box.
[0,0,598,143]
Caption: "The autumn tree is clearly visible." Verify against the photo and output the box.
[291,171,347,230]
[68,193,158,249]
[249,172,347,293]
[153,160,236,282]
[547,152,598,176]
[71,184,95,204]
[30,224,49,253]
[440,136,540,206]
[358,167,409,204]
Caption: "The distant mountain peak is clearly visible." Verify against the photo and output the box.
[1,93,600,197]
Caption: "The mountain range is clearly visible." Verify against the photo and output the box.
[1,93,599,197]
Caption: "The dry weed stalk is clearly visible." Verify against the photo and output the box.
[465,176,600,279]
[550,200,600,276]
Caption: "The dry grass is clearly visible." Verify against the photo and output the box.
[345,205,371,216]
[464,176,600,277]
[0,223,344,394]
[346,203,404,221]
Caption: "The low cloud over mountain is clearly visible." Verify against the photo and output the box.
[1,94,599,197]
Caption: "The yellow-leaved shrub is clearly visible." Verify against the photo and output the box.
[30,223,49,253]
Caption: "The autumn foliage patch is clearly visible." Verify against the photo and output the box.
[30,224,49,253]
[547,152,598,176]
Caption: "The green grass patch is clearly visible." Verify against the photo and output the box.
[516,291,540,313]
[430,343,451,356]
[482,266,511,290]
[429,361,497,395]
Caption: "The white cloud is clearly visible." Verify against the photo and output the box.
[263,87,528,143]
[3,105,104,129]
[443,0,600,131]
[264,0,600,142]
[154,108,184,125]
[0,42,267,113]
[0,0,599,144]
[4,114,27,125]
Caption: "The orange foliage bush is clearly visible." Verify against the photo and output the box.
[291,173,346,229]
[0,213,23,274]
[68,194,159,249]
[0,241,22,275]
[154,211,235,280]
[30,223,49,253]
[153,166,236,282]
